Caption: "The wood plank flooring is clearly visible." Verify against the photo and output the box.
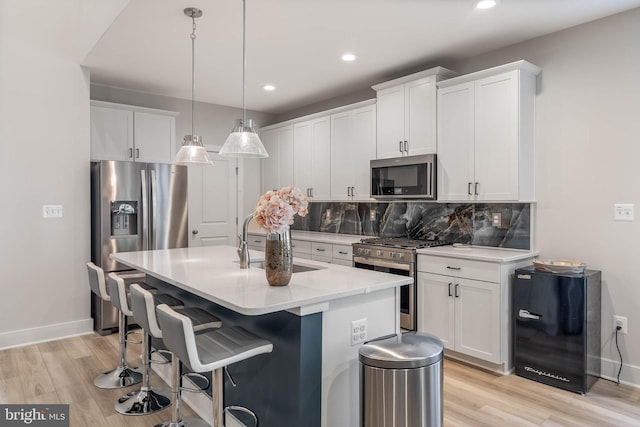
[1,333,639,426]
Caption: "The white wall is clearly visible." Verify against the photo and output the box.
[446,8,640,385]
[0,0,127,347]
[90,85,274,222]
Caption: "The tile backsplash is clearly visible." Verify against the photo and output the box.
[292,202,531,250]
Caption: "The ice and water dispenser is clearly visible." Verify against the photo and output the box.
[111,201,138,236]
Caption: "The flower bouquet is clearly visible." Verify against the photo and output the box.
[254,187,308,286]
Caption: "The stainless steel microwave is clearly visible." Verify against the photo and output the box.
[370,154,436,200]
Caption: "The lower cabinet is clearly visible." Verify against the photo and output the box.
[417,271,500,363]
[252,234,355,266]
[247,233,266,252]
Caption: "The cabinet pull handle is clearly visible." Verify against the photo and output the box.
[306,188,310,197]
[446,266,461,270]
[192,229,199,235]
[468,182,472,196]
[448,283,452,297]
[455,283,460,298]
[129,148,133,158]
[475,182,479,196]
[347,186,351,197]
[136,148,140,159]
[338,251,348,255]
[316,248,326,252]
[254,240,262,243]
[404,140,408,152]
[399,141,403,153]
[310,188,314,198]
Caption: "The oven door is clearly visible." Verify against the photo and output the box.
[353,256,415,331]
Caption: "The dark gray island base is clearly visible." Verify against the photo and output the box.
[148,275,322,427]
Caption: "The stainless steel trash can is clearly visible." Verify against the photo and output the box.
[360,332,443,427]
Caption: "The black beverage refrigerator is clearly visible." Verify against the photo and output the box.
[513,266,601,394]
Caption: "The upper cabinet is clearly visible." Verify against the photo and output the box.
[331,104,376,201]
[437,61,540,202]
[293,117,331,200]
[373,67,457,159]
[261,125,294,193]
[90,101,178,164]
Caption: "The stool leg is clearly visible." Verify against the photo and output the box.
[155,358,208,427]
[116,331,171,415]
[94,309,143,389]
[213,368,223,427]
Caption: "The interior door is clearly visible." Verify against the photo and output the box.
[189,152,237,247]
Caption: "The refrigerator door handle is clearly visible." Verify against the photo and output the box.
[150,169,157,249]
[141,169,148,251]
[519,309,541,320]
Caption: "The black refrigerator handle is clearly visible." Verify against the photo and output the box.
[141,169,148,251]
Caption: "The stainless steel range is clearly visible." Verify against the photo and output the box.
[353,237,446,330]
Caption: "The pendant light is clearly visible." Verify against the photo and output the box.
[218,0,269,158]
[174,7,213,166]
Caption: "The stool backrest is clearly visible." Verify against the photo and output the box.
[107,273,133,316]
[156,304,200,372]
[130,284,163,338]
[86,262,110,302]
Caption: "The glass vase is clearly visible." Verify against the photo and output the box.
[264,228,293,286]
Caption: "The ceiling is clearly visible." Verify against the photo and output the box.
[84,0,640,115]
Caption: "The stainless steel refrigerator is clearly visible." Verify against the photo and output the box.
[90,160,188,334]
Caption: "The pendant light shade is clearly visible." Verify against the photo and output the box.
[218,0,269,158]
[174,8,213,166]
[219,119,268,158]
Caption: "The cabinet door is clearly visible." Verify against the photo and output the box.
[330,111,353,201]
[375,85,405,159]
[405,79,437,155]
[417,272,455,349]
[474,71,519,201]
[293,121,313,196]
[351,105,376,200]
[437,82,475,201]
[279,126,294,188]
[455,277,501,363]
[134,112,175,164]
[261,129,279,193]
[311,117,331,200]
[90,105,134,161]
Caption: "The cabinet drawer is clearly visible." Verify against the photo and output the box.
[291,239,312,255]
[312,254,332,264]
[332,244,353,261]
[248,234,266,248]
[418,255,500,283]
[311,242,332,258]
[332,258,353,267]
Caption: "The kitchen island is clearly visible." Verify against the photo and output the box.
[112,245,411,427]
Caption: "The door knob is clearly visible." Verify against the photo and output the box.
[192,230,199,235]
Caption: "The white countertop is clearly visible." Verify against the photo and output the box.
[111,246,411,316]
[417,245,538,263]
[247,225,363,245]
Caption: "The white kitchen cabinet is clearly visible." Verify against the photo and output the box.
[247,233,265,252]
[331,104,376,201]
[261,125,294,193]
[292,239,312,260]
[90,101,177,164]
[437,61,540,202]
[293,117,331,200]
[373,67,457,159]
[311,241,333,263]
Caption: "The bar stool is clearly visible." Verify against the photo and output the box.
[157,304,273,427]
[86,262,145,389]
[129,283,223,423]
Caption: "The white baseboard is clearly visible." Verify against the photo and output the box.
[601,357,640,388]
[0,319,94,350]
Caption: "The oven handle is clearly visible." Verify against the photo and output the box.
[353,257,412,272]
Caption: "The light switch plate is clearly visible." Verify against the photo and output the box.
[43,205,63,218]
[614,203,634,221]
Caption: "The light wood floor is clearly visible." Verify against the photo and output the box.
[1,333,640,426]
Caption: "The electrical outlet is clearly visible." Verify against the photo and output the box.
[42,205,63,218]
[614,204,634,221]
[491,213,502,227]
[614,315,628,334]
[351,318,367,346]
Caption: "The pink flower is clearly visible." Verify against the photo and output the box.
[254,187,308,233]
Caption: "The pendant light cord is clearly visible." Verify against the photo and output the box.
[242,0,247,126]
[191,13,197,137]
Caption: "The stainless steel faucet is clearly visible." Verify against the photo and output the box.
[238,212,254,268]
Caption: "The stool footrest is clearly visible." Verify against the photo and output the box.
[181,372,210,394]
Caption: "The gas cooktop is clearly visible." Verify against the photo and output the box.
[358,237,447,250]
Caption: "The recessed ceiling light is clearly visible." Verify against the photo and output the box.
[263,84,276,91]
[341,53,357,62]
[476,0,496,9]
